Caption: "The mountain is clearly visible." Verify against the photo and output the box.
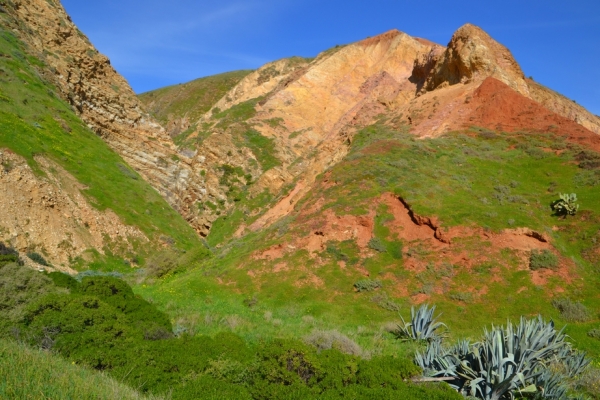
[2,0,600,398]
[0,0,203,268]
[138,18,600,363]
[138,70,253,138]
[142,25,600,240]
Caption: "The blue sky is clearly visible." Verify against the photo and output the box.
[62,0,599,115]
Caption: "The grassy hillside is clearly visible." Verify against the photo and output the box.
[0,339,163,400]
[137,123,600,363]
[138,70,253,126]
[0,22,201,254]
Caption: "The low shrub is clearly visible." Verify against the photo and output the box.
[529,249,559,270]
[356,355,420,389]
[0,253,19,267]
[47,272,79,292]
[449,292,472,303]
[552,298,592,322]
[79,276,172,333]
[370,293,401,312]
[0,242,18,256]
[304,330,364,357]
[587,329,600,339]
[145,250,180,278]
[0,263,58,331]
[367,237,387,253]
[354,279,382,292]
[26,252,48,266]
[576,367,600,399]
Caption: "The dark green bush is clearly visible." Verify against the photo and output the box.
[26,252,48,266]
[47,272,79,292]
[0,254,19,267]
[354,279,382,292]
[368,237,387,253]
[356,355,420,390]
[252,339,323,388]
[0,242,18,256]
[173,375,252,400]
[0,263,58,332]
[529,249,559,270]
[79,276,172,334]
[0,243,22,267]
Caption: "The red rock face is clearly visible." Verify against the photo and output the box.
[466,78,600,152]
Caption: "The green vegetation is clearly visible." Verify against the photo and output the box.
[135,122,600,378]
[415,315,591,399]
[26,251,48,266]
[396,304,446,342]
[552,298,593,323]
[2,16,600,397]
[0,260,460,399]
[0,339,162,400]
[0,24,201,252]
[138,70,253,125]
[354,279,382,292]
[214,97,262,129]
[529,249,559,270]
[552,192,580,216]
[242,128,281,171]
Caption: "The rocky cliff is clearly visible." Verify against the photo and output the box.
[178,24,600,237]
[1,0,208,233]
[6,0,599,243]
[0,150,147,268]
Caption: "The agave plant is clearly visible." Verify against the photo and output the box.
[412,315,590,400]
[552,193,579,216]
[533,370,569,399]
[397,304,446,342]
[555,348,590,378]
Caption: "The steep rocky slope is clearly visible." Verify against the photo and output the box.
[1,0,208,233]
[148,24,600,239]
[0,1,202,266]
[0,150,146,268]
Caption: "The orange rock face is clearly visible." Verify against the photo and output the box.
[190,23,600,233]
[5,0,600,241]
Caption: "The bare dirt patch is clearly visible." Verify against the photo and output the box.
[249,180,306,232]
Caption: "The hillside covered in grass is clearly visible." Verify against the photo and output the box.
[0,339,164,400]
[2,0,600,398]
[137,122,600,361]
[139,70,253,128]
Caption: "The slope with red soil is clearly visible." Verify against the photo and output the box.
[466,78,600,152]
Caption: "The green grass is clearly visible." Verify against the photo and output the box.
[213,97,262,129]
[0,25,201,253]
[0,339,163,400]
[138,70,253,125]
[136,123,600,362]
[242,128,281,172]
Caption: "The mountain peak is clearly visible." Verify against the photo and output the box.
[425,23,528,95]
[357,29,403,47]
